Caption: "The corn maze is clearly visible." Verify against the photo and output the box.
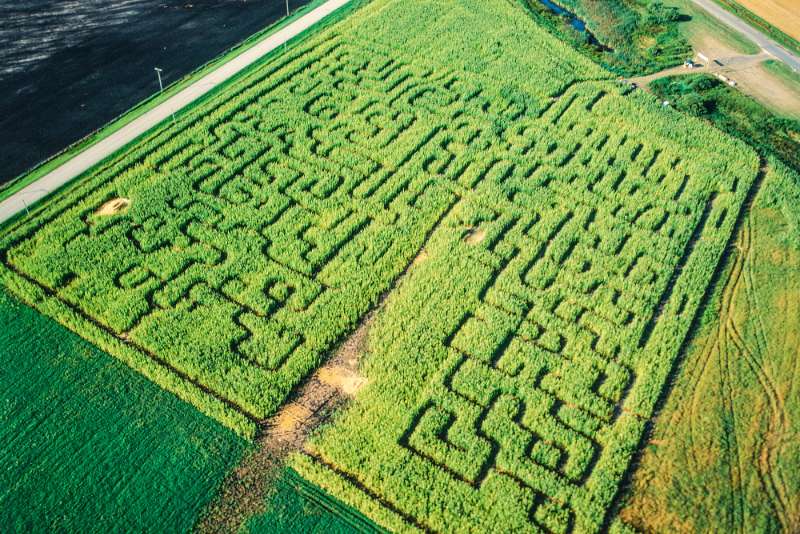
[0,0,760,531]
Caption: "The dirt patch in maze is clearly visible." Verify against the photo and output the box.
[317,366,367,396]
[195,312,375,533]
[412,249,429,266]
[95,197,130,216]
[464,227,486,245]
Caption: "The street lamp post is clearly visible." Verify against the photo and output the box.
[285,0,289,17]
[154,67,176,124]
[154,67,164,93]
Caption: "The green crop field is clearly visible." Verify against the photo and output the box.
[0,0,769,531]
[0,289,246,531]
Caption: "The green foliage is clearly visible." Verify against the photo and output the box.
[0,289,247,532]
[526,0,692,75]
[651,74,800,169]
[645,2,681,26]
[245,469,385,533]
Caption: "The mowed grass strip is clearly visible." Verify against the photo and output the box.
[0,290,247,532]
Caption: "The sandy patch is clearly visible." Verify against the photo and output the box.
[317,366,367,396]
[95,197,130,216]
[733,0,800,43]
[274,403,314,434]
[413,249,429,266]
[464,227,486,245]
[733,62,800,118]
[693,31,746,60]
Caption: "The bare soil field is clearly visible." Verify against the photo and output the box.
[734,61,800,118]
[733,0,800,43]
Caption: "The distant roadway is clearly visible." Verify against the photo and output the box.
[0,0,351,225]
[691,0,800,72]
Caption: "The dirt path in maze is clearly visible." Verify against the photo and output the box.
[195,311,375,533]
[196,244,432,533]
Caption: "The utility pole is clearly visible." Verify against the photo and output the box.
[154,67,164,93]
[284,0,290,51]
[154,67,175,124]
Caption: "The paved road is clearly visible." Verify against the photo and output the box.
[691,0,800,72]
[0,0,351,225]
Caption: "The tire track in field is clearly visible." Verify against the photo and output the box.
[685,313,719,472]
[681,215,745,530]
[716,213,790,531]
[732,217,792,530]
[719,252,747,532]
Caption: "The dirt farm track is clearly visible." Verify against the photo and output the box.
[732,0,800,42]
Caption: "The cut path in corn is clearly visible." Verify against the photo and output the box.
[0,0,352,226]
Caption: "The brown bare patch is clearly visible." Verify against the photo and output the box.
[464,227,486,245]
[318,366,367,396]
[95,197,130,216]
[274,403,314,434]
[196,313,374,533]
[412,249,429,266]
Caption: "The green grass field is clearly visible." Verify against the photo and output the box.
[620,157,800,533]
[0,289,247,531]
[244,468,384,533]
